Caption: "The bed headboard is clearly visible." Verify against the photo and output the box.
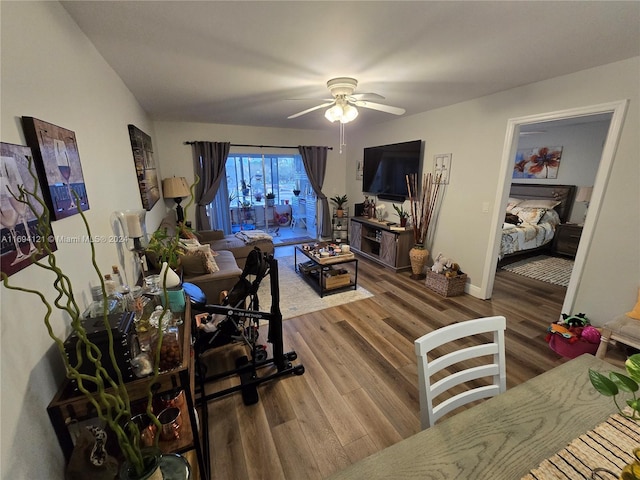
[509,183,576,224]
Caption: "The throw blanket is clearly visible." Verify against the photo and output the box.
[235,230,273,244]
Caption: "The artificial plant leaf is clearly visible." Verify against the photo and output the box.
[589,369,618,396]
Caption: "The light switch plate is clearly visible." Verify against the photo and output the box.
[434,153,452,184]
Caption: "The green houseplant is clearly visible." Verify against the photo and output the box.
[589,353,640,479]
[330,194,348,218]
[265,191,276,207]
[393,203,410,227]
[1,159,186,479]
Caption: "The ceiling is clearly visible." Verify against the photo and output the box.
[61,1,640,131]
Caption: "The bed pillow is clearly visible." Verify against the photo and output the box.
[513,206,547,225]
[540,209,561,226]
[517,199,561,209]
[506,197,524,213]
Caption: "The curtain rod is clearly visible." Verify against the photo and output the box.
[183,141,332,150]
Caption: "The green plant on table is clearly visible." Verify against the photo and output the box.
[393,203,410,219]
[265,191,276,200]
[589,353,640,479]
[0,158,179,478]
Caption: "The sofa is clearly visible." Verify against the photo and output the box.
[197,229,274,269]
[148,212,273,302]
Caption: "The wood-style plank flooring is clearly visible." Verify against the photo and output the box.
[198,247,626,480]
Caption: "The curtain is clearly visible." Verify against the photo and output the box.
[191,141,230,230]
[298,146,330,238]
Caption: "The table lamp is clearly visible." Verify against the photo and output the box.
[575,186,593,224]
[162,177,190,224]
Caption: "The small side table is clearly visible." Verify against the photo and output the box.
[553,223,583,258]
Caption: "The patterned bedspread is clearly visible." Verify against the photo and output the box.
[500,222,556,258]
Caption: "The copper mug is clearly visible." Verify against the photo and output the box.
[158,407,182,441]
[129,413,157,447]
[160,388,185,410]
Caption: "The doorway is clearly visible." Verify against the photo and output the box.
[482,100,629,315]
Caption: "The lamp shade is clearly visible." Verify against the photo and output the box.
[575,186,593,203]
[162,177,190,199]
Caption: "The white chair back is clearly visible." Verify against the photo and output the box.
[414,316,507,429]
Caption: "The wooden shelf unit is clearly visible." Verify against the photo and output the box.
[350,217,413,272]
[47,302,209,479]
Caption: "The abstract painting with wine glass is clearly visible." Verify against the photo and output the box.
[22,117,89,220]
[1,142,57,277]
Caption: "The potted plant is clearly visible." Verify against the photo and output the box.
[1,160,190,479]
[330,194,348,218]
[293,180,301,197]
[266,191,276,207]
[393,203,410,227]
[589,354,640,478]
[240,180,250,196]
[254,192,263,202]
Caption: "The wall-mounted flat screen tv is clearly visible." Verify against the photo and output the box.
[362,140,423,202]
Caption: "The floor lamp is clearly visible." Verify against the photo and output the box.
[162,177,191,224]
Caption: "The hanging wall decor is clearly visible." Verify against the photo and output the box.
[128,124,160,211]
[513,146,563,179]
[1,142,57,277]
[22,117,90,220]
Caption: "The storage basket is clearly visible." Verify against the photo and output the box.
[425,271,467,297]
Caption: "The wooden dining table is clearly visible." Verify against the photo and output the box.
[328,354,627,480]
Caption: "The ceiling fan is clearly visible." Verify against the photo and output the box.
[287,77,406,122]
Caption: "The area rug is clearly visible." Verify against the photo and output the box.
[256,255,373,319]
[501,255,574,287]
[273,236,315,246]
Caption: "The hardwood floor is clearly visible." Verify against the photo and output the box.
[199,249,626,480]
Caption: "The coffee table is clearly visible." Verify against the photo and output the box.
[294,244,358,297]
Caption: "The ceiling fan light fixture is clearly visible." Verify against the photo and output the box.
[325,104,343,123]
[341,104,358,123]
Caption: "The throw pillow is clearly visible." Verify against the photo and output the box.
[181,244,219,275]
[627,288,640,320]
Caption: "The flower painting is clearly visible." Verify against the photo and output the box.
[513,146,563,179]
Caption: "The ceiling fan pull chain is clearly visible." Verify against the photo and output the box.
[339,122,346,154]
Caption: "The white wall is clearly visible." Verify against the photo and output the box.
[0,2,165,478]
[346,57,639,323]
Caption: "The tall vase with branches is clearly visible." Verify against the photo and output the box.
[406,172,442,279]
[1,158,190,479]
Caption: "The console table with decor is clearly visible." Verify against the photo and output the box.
[349,217,413,272]
[47,301,209,480]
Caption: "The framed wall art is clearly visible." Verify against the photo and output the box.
[128,124,160,211]
[1,142,57,277]
[22,117,89,220]
[513,146,563,179]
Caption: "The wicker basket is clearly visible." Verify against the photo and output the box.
[425,271,467,297]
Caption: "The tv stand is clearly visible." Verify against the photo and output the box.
[350,217,413,272]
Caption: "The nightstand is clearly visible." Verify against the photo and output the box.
[553,223,583,258]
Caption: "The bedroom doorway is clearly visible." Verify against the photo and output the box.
[482,100,629,315]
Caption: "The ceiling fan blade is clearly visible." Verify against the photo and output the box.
[351,92,386,101]
[354,100,406,115]
[287,101,335,119]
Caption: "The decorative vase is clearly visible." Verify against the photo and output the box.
[119,448,163,480]
[119,448,191,480]
[409,245,429,280]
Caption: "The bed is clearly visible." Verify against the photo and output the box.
[499,183,576,260]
